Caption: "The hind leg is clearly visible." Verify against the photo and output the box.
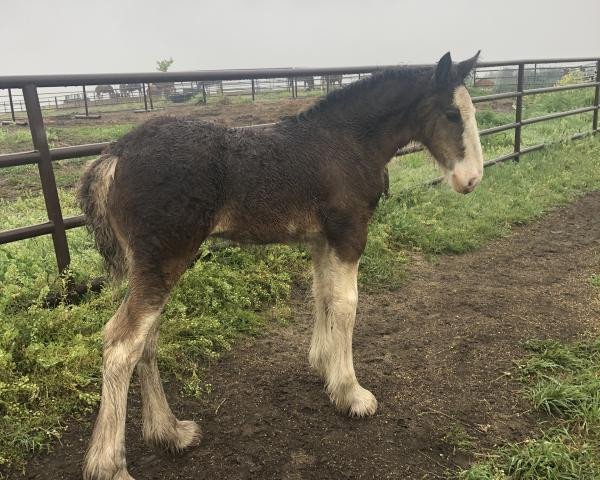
[136,247,203,452]
[84,282,167,480]
[137,322,200,451]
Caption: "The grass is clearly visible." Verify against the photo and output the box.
[444,424,477,454]
[0,124,136,201]
[0,123,135,154]
[457,213,600,479]
[383,136,600,255]
[458,339,600,480]
[1,85,600,474]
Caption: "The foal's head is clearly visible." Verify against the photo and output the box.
[414,52,483,194]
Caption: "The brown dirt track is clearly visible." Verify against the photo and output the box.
[17,192,600,480]
[43,97,318,129]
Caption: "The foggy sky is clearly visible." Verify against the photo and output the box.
[2,0,599,75]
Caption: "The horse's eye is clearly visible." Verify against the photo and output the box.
[446,111,461,123]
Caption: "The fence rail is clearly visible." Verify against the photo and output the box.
[2,61,597,120]
[1,57,599,274]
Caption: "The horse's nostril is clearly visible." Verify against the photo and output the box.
[467,176,481,190]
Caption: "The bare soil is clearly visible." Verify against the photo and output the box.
[12,192,600,480]
[44,97,317,128]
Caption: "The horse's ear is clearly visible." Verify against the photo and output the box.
[435,52,453,88]
[457,50,481,81]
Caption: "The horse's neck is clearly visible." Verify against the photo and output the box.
[305,78,424,166]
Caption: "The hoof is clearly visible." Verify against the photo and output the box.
[331,385,378,417]
[348,386,378,417]
[113,470,135,480]
[83,463,134,480]
[171,420,202,451]
[145,419,202,453]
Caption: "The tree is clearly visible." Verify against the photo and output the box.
[156,58,174,72]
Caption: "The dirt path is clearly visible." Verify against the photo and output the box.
[19,192,600,480]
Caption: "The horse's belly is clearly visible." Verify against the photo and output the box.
[210,211,321,244]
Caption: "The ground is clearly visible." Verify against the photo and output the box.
[40,96,318,129]
[17,191,600,480]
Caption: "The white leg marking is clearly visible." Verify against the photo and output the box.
[137,324,201,451]
[310,244,377,417]
[84,307,158,480]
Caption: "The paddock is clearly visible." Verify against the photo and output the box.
[16,191,600,479]
[1,56,600,479]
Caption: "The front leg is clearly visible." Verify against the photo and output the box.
[309,241,377,417]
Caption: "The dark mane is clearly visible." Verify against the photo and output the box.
[285,65,434,123]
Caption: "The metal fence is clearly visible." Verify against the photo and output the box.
[2,63,596,121]
[0,75,364,120]
[0,57,599,275]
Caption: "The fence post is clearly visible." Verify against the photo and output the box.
[202,83,207,104]
[593,59,600,133]
[8,88,16,121]
[513,63,525,162]
[82,85,89,117]
[251,78,255,102]
[142,83,149,111]
[147,83,154,110]
[22,85,71,273]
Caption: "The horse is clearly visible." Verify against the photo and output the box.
[197,80,223,95]
[118,83,143,98]
[288,76,315,92]
[95,85,116,99]
[322,73,343,90]
[147,82,175,97]
[474,78,494,88]
[78,51,483,480]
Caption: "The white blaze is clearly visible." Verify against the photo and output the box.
[449,85,484,193]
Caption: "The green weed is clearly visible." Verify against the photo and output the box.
[443,424,477,454]
[458,338,600,479]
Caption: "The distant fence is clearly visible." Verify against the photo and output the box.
[0,57,599,275]
[0,74,362,120]
[2,61,597,121]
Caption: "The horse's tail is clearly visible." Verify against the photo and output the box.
[77,154,127,281]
